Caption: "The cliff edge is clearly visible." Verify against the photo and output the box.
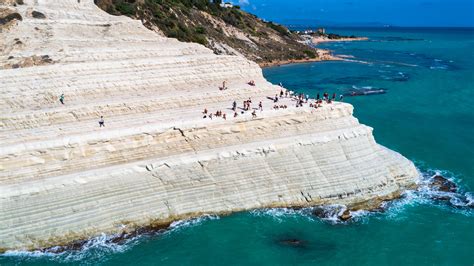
[0,0,418,251]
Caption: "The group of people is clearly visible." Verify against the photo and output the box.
[242,98,252,111]
[203,108,229,120]
[315,92,344,102]
[207,79,347,121]
[59,80,343,128]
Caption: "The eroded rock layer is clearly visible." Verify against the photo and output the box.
[0,0,418,251]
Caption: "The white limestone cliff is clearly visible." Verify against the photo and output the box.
[0,0,418,251]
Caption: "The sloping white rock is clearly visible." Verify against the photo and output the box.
[0,0,418,251]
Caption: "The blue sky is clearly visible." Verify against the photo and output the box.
[233,0,474,27]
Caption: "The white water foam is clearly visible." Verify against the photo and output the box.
[1,214,221,263]
[2,232,138,263]
[168,214,220,233]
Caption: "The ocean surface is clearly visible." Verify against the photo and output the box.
[2,27,473,265]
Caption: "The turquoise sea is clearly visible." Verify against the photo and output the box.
[2,27,473,265]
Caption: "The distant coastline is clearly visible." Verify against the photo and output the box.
[310,36,369,45]
[260,29,368,68]
[259,49,343,68]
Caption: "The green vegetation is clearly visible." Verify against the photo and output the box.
[303,49,316,58]
[266,22,289,36]
[114,0,135,16]
[95,0,319,64]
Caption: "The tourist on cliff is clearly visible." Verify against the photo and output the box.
[280,90,284,97]
[59,93,65,105]
[98,116,105,127]
[223,113,227,120]
[340,95,344,101]
[220,81,227,90]
[316,93,320,100]
[274,95,279,103]
[234,112,238,118]
[258,101,263,111]
[252,110,257,118]
[332,93,336,100]
[232,101,237,111]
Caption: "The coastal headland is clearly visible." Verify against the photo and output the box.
[311,36,369,45]
[0,0,417,252]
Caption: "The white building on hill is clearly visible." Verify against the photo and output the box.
[221,2,233,8]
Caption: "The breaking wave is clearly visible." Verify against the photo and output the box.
[0,215,220,263]
[251,163,472,225]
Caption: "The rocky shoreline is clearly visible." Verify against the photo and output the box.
[31,172,474,254]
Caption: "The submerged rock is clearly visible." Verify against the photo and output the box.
[344,88,387,97]
[279,238,307,248]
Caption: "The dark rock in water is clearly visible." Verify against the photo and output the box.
[312,205,352,221]
[41,239,87,253]
[431,195,452,201]
[339,210,352,221]
[430,175,457,193]
[32,11,46,19]
[279,238,307,247]
[312,206,327,218]
[312,206,342,219]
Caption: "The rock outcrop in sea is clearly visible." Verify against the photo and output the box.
[0,0,418,252]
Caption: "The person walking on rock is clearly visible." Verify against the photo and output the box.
[258,101,263,111]
[252,110,257,118]
[98,116,105,127]
[59,93,65,105]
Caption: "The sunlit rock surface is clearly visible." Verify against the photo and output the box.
[0,0,418,251]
